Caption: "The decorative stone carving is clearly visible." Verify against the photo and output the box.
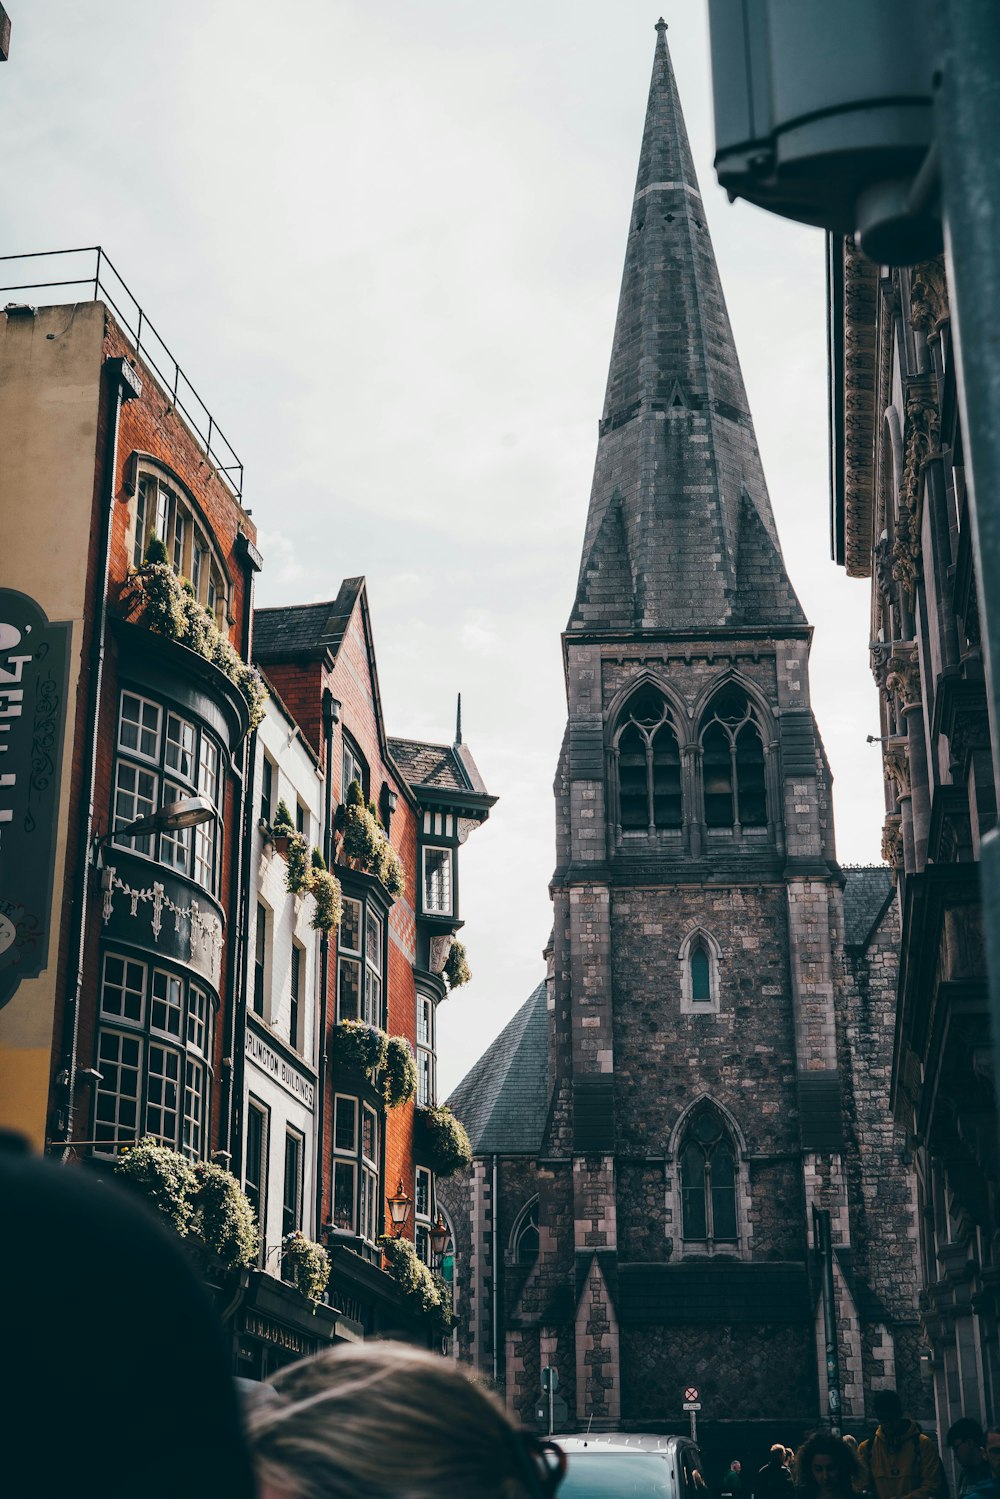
[909,256,949,337]
[874,536,894,603]
[883,739,911,798]
[882,814,904,868]
[892,380,940,604]
[885,645,921,708]
[456,817,478,846]
[429,933,453,974]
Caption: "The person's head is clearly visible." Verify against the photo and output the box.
[0,1145,254,1499]
[771,1444,788,1466]
[947,1420,987,1471]
[796,1433,860,1498]
[984,1429,1000,1480]
[246,1341,566,1499]
[786,1450,796,1467]
[731,1462,742,1473]
[842,1436,859,1453]
[872,1391,905,1431]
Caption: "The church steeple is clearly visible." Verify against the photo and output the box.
[569,22,805,636]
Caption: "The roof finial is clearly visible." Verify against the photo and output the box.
[655,15,667,31]
[455,692,463,746]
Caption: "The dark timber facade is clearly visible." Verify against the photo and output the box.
[443,25,927,1458]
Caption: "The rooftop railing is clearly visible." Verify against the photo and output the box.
[0,246,244,502]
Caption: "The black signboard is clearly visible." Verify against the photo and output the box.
[0,590,71,1009]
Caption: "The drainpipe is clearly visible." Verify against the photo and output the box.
[224,723,256,1175]
[53,354,141,1153]
[814,1203,843,1435]
[314,688,337,1237]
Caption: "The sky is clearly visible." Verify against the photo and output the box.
[3,2,885,1094]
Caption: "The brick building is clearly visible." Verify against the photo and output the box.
[830,241,1000,1432]
[443,26,925,1461]
[251,589,493,1344]
[0,278,262,1170]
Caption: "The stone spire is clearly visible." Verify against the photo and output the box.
[569,23,805,635]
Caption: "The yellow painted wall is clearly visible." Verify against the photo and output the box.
[0,301,106,1148]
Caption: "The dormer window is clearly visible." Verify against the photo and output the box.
[132,468,229,625]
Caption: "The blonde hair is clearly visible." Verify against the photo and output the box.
[246,1341,552,1499]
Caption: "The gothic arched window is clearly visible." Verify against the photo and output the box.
[700,689,767,829]
[614,688,682,832]
[680,1109,738,1244]
[511,1196,540,1266]
[690,942,711,1002]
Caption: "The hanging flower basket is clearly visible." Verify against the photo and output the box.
[415,1104,473,1178]
[332,1019,388,1078]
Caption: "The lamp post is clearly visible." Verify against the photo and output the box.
[386,1179,413,1239]
[429,1212,449,1268]
[93,794,215,866]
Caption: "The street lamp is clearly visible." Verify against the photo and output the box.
[93,795,215,867]
[386,1178,413,1238]
[429,1213,449,1267]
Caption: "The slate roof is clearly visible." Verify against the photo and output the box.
[568,25,806,636]
[253,579,364,664]
[446,980,549,1155]
[842,865,895,948]
[617,1261,812,1326]
[388,738,473,794]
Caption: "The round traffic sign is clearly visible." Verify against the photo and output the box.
[684,1386,700,1402]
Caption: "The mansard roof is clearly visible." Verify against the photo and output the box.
[568,24,806,638]
[253,578,364,663]
[446,979,549,1156]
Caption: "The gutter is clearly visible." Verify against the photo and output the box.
[53,354,141,1152]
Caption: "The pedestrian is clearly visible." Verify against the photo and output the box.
[858,1390,945,1499]
[722,1459,744,1499]
[946,1421,996,1498]
[245,1340,568,1499]
[984,1431,1000,1485]
[795,1432,862,1499]
[756,1444,796,1499]
[0,1136,255,1499]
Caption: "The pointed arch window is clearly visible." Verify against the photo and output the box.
[701,689,767,829]
[510,1196,540,1266]
[690,943,711,1002]
[680,1109,738,1244]
[614,688,682,833]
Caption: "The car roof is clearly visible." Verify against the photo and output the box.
[555,1435,699,1456]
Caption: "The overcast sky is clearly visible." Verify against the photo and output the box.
[4,2,885,1094]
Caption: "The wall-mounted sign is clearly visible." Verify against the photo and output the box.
[0,592,70,1010]
[246,1026,315,1109]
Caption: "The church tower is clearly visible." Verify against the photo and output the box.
[444,21,923,1453]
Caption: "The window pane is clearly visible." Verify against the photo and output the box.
[101,953,145,1024]
[191,541,204,600]
[134,479,150,568]
[164,713,196,781]
[618,722,648,829]
[702,723,734,827]
[253,905,267,1016]
[690,946,711,1002]
[360,1165,378,1242]
[711,1145,738,1241]
[182,1058,206,1161]
[198,737,220,806]
[118,692,161,761]
[333,1160,356,1231]
[283,1131,303,1238]
[160,780,192,873]
[681,1143,708,1241]
[146,1043,181,1146]
[417,998,432,1048]
[113,762,158,855]
[260,756,273,826]
[652,723,682,829]
[187,985,208,1054]
[94,1030,142,1151]
[418,1049,432,1107]
[150,970,183,1037]
[334,1095,357,1153]
[289,945,302,1050]
[172,512,185,574]
[245,1103,267,1243]
[736,723,767,827]
[364,969,381,1028]
[423,847,452,915]
[415,1168,431,1219]
[365,912,382,972]
[361,1106,377,1165]
[194,818,217,892]
[338,958,361,1022]
[340,898,362,955]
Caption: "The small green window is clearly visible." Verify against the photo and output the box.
[690,944,711,1002]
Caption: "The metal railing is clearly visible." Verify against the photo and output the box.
[0,246,244,501]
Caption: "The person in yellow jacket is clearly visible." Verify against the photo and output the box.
[858,1391,947,1499]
